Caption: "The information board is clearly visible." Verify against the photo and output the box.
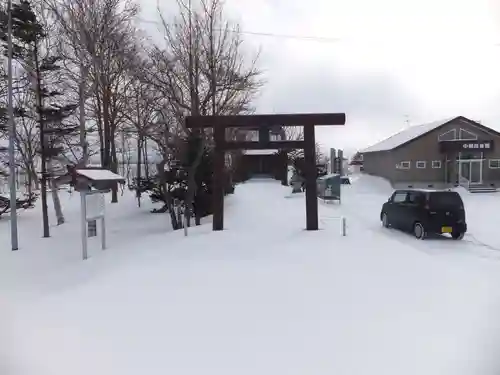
[86,193,105,220]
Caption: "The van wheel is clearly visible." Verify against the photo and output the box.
[382,213,390,228]
[452,231,464,240]
[414,222,426,240]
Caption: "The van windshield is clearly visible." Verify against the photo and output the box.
[429,192,463,209]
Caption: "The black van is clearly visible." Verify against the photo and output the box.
[380,189,467,240]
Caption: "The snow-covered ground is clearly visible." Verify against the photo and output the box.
[343,175,500,266]
[2,176,500,375]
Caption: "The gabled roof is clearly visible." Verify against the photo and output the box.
[53,167,125,187]
[361,117,457,153]
[76,169,125,182]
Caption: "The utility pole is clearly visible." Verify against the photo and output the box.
[7,0,18,250]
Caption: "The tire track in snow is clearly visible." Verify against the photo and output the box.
[318,196,500,263]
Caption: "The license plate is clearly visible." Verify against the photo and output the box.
[441,226,452,233]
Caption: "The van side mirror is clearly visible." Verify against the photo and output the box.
[387,197,392,202]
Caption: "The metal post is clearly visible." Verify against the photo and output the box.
[7,0,18,250]
[101,217,106,250]
[100,191,106,249]
[340,216,346,236]
[81,192,88,260]
[6,0,18,249]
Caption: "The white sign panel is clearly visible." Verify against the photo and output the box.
[81,191,107,260]
[86,193,105,220]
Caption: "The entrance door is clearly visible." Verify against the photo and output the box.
[459,160,482,185]
[460,161,470,181]
[469,160,482,184]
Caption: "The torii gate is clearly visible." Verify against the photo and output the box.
[185,113,346,231]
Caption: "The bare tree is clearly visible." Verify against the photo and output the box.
[0,64,38,194]
[12,78,40,192]
[0,0,68,234]
[42,4,86,166]
[46,0,141,203]
[0,59,13,190]
[281,126,304,166]
[282,125,324,167]
[120,71,162,206]
[148,0,263,230]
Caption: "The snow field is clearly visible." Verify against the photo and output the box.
[1,177,500,374]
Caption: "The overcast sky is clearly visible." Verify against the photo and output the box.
[138,0,500,155]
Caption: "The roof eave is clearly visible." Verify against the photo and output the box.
[363,117,460,154]
[391,117,459,151]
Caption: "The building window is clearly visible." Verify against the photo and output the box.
[359,154,364,161]
[489,159,500,169]
[438,129,456,141]
[432,160,441,169]
[246,130,258,141]
[397,161,411,169]
[416,161,426,169]
[459,128,478,140]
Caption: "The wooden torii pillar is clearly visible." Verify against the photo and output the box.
[185,113,346,231]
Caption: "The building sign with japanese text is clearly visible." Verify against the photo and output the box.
[439,140,494,153]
